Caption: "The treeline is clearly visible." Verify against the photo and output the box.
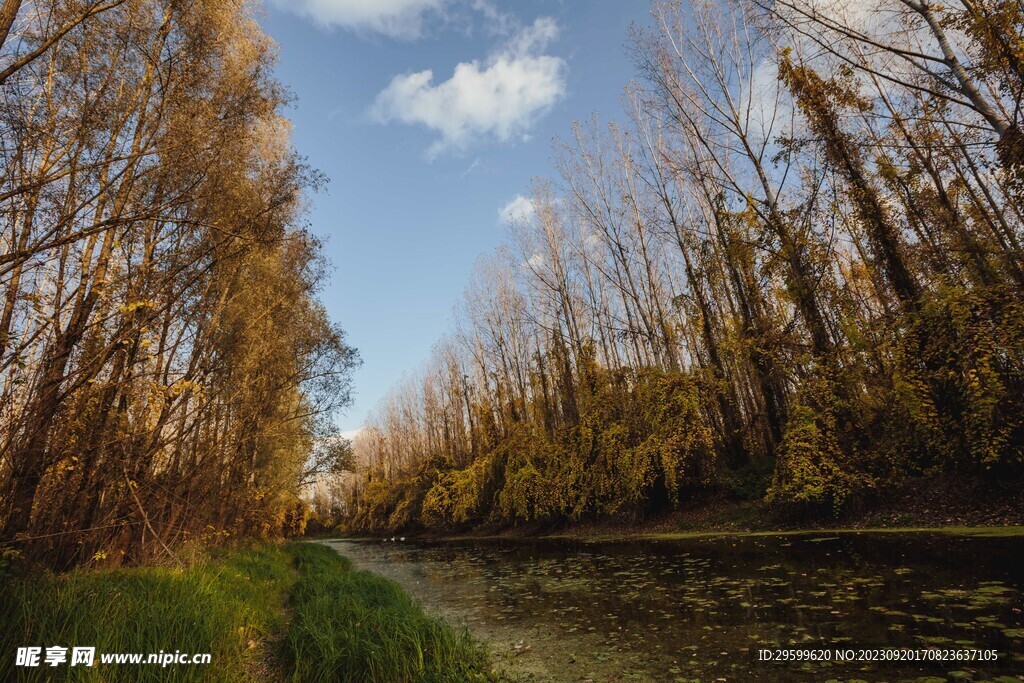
[0,0,358,568]
[347,0,1024,533]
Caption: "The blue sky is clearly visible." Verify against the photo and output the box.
[260,0,652,434]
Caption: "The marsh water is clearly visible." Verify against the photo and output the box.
[322,531,1024,682]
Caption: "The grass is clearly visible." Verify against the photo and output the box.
[0,542,497,682]
[429,523,1024,545]
[536,525,1024,543]
[584,524,1024,541]
[0,542,291,682]
[284,543,494,682]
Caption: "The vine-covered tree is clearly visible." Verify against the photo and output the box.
[346,0,1023,533]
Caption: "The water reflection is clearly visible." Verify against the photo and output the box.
[323,533,1024,682]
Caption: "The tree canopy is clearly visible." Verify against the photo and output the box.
[345,0,1024,533]
[0,0,359,568]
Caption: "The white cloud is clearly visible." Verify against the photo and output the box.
[370,17,567,158]
[272,0,446,38]
[499,194,536,224]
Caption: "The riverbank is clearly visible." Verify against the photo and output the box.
[0,542,496,682]
[396,474,1024,544]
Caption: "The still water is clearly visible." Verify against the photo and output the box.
[322,532,1024,682]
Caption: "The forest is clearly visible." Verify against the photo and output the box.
[1,2,1022,680]
[338,0,1024,534]
[0,0,358,568]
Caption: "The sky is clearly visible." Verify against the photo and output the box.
[259,0,653,435]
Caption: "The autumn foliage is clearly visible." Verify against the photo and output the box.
[346,0,1024,532]
[0,0,358,567]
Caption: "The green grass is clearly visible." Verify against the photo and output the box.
[0,542,496,682]
[540,524,1024,542]
[283,543,495,682]
[0,542,292,681]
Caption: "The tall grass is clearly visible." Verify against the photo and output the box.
[282,543,496,682]
[0,543,293,681]
[1,542,497,682]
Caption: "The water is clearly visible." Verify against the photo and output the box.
[321,532,1024,682]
